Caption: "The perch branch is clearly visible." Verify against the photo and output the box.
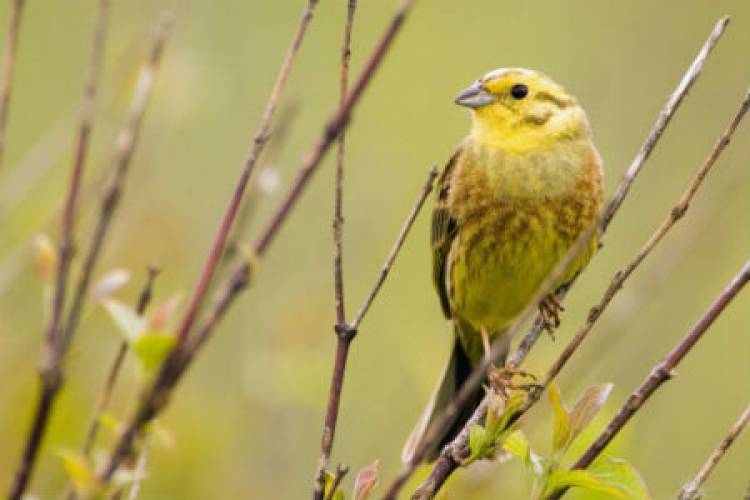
[678,403,750,500]
[389,15,732,500]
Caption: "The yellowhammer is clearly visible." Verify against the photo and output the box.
[404,68,604,462]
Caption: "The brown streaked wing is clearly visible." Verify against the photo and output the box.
[432,148,462,318]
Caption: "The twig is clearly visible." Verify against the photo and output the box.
[61,12,172,357]
[314,166,437,499]
[314,2,357,499]
[324,464,350,500]
[174,0,321,344]
[0,0,26,168]
[397,15,732,500]
[678,403,750,500]
[96,0,416,483]
[82,267,159,456]
[549,257,750,499]
[63,267,159,500]
[126,446,149,500]
[7,1,110,497]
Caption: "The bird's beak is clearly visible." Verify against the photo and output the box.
[454,81,494,108]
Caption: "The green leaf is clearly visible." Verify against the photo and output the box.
[352,460,379,500]
[542,469,627,499]
[568,383,613,446]
[467,424,489,462]
[324,470,345,500]
[548,383,571,457]
[56,449,96,497]
[132,331,177,372]
[503,430,545,478]
[102,299,145,342]
[587,456,651,499]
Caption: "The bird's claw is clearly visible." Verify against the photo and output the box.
[539,294,565,339]
[488,366,539,398]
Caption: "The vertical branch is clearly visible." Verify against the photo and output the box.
[174,0,321,344]
[314,1,357,499]
[678,403,750,500]
[7,2,110,498]
[0,0,26,168]
[548,258,750,499]
[62,12,172,357]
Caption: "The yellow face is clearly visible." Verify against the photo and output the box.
[456,68,590,151]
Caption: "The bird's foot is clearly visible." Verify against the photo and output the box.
[539,294,565,339]
[488,365,541,398]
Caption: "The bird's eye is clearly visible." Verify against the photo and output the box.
[511,84,528,99]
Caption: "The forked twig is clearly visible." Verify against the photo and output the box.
[314,165,437,499]
[314,2,357,499]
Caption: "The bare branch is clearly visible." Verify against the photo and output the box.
[82,266,159,456]
[7,1,110,496]
[324,464,350,500]
[62,13,173,357]
[315,165,437,500]
[0,0,26,168]
[679,403,750,500]
[549,257,750,499]
[314,2,358,498]
[175,0,321,344]
[96,0,416,483]
[397,16,734,499]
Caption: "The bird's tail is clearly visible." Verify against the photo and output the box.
[402,323,509,463]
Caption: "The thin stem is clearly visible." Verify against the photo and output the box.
[0,0,26,168]
[549,258,750,499]
[175,0,321,344]
[314,1,357,498]
[678,403,750,500]
[96,0,416,483]
[126,446,149,500]
[398,15,733,500]
[64,268,159,500]
[7,1,110,497]
[253,0,416,257]
[61,12,172,358]
[315,165,437,500]
[323,464,350,500]
[82,267,159,456]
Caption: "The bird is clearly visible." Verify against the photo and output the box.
[403,68,604,463]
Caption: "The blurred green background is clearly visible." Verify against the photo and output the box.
[0,0,749,498]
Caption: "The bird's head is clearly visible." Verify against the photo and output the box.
[456,68,591,152]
